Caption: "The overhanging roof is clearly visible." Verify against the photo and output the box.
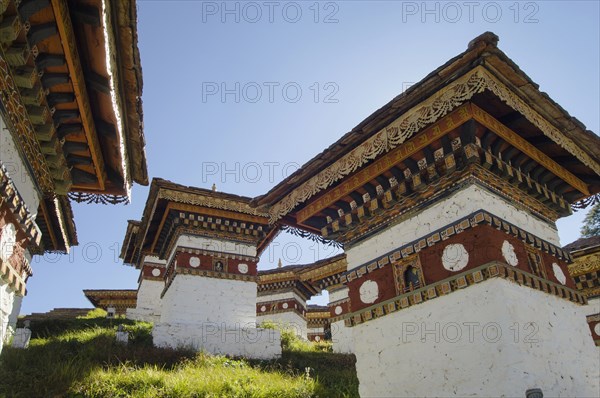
[0,0,147,202]
[254,32,600,222]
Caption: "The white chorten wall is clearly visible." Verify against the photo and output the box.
[153,235,281,359]
[328,287,353,353]
[352,278,599,397]
[256,290,308,339]
[343,183,599,397]
[127,279,163,323]
[0,279,14,351]
[160,275,257,326]
[127,256,165,323]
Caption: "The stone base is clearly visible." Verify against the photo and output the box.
[153,322,282,360]
[11,328,31,348]
[352,278,599,397]
[126,307,161,323]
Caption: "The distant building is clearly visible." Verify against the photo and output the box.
[83,289,137,316]
[0,0,147,352]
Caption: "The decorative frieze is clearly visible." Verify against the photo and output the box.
[256,298,306,318]
[268,66,600,223]
[328,297,351,323]
[0,161,41,248]
[341,210,571,287]
[139,262,166,282]
[343,263,586,328]
[320,141,570,244]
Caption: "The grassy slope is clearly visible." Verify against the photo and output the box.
[0,315,358,398]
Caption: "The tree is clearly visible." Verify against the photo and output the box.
[581,202,600,237]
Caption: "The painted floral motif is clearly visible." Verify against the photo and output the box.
[502,240,518,266]
[442,244,469,272]
[552,263,566,285]
[359,280,379,304]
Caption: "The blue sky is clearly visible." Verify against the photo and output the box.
[22,1,600,314]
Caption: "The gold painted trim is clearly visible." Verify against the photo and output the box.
[159,189,268,217]
[269,66,599,223]
[296,104,472,223]
[470,103,589,195]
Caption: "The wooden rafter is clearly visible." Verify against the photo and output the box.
[295,102,591,225]
[295,103,473,223]
[469,103,589,196]
[51,0,106,190]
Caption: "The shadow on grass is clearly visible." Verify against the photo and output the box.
[1,318,359,398]
[0,319,195,398]
[248,351,359,398]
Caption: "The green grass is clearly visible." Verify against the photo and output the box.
[0,314,358,398]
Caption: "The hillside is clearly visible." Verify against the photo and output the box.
[0,312,358,398]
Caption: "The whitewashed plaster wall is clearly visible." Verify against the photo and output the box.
[0,117,40,214]
[136,279,163,311]
[584,297,600,317]
[168,235,256,266]
[159,275,257,326]
[126,279,164,323]
[331,319,354,354]
[0,279,15,352]
[153,235,281,358]
[256,311,308,339]
[346,184,560,269]
[352,278,600,398]
[329,287,349,303]
[7,294,22,333]
[328,287,354,353]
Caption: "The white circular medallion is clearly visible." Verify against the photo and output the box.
[0,223,17,262]
[260,305,266,312]
[315,336,321,342]
[151,268,161,277]
[442,244,469,272]
[552,263,566,285]
[502,241,519,266]
[238,263,249,274]
[334,305,343,315]
[282,302,289,309]
[189,256,201,268]
[359,280,379,304]
[594,323,600,336]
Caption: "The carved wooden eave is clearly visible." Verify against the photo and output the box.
[0,0,147,204]
[0,161,42,249]
[306,305,331,327]
[254,32,600,232]
[120,218,141,266]
[83,288,137,313]
[121,178,279,263]
[34,193,77,253]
